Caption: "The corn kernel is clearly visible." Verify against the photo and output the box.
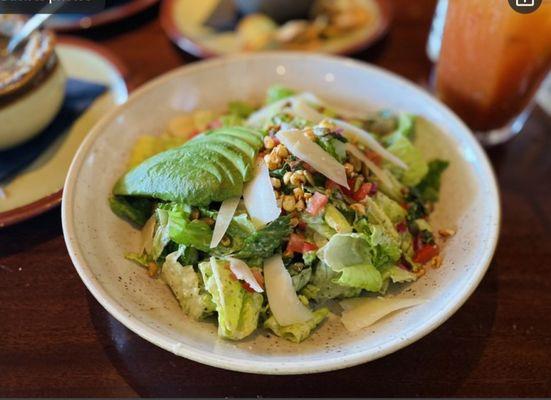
[282,195,296,212]
[263,136,276,150]
[274,144,288,158]
[283,171,293,185]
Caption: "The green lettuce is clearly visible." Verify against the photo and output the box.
[386,135,428,187]
[317,233,383,292]
[161,249,215,320]
[302,213,336,240]
[234,215,292,260]
[304,261,361,301]
[199,258,263,340]
[291,268,312,292]
[263,308,329,343]
[109,195,153,227]
[228,100,255,118]
[382,115,428,187]
[373,192,406,224]
[410,159,449,203]
[167,204,212,252]
[266,85,295,104]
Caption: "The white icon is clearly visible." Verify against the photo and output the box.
[516,0,535,6]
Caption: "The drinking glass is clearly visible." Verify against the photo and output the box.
[434,0,551,146]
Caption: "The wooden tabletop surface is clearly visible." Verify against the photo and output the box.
[1,0,550,397]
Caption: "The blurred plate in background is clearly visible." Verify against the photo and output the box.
[45,0,159,32]
[160,0,392,58]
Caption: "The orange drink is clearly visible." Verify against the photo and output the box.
[435,0,551,144]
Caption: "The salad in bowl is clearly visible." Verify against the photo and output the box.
[109,85,450,343]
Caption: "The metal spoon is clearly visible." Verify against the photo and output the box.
[5,1,65,55]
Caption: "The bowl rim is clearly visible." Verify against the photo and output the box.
[62,52,501,375]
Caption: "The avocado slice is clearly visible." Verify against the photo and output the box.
[213,127,264,148]
[189,147,244,200]
[185,139,253,180]
[231,126,265,141]
[113,148,223,205]
[204,133,257,161]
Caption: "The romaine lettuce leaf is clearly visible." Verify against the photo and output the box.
[386,134,428,187]
[233,215,292,260]
[199,258,263,340]
[167,204,212,252]
[302,213,336,239]
[291,268,312,292]
[161,250,215,320]
[317,233,383,292]
[373,192,407,224]
[410,159,449,203]
[263,308,329,343]
[304,261,361,301]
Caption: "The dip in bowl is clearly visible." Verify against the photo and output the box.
[0,16,66,150]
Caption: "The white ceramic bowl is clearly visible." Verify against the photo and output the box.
[62,53,500,374]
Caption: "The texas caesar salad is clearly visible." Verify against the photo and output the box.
[109,86,452,343]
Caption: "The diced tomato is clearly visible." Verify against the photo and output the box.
[302,242,318,252]
[241,282,255,293]
[352,182,373,202]
[413,244,439,264]
[286,233,306,253]
[365,150,383,166]
[297,220,308,230]
[396,222,407,233]
[286,233,317,254]
[306,192,328,216]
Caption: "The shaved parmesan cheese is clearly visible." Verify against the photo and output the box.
[246,92,316,127]
[346,143,396,191]
[276,130,349,189]
[228,257,264,293]
[210,197,240,248]
[247,95,297,127]
[340,297,426,332]
[264,254,313,326]
[141,215,156,254]
[243,159,281,227]
[299,92,364,119]
[333,119,408,169]
[290,99,408,169]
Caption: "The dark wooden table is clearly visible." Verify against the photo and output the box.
[1,0,550,397]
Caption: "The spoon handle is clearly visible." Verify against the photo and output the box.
[6,2,64,54]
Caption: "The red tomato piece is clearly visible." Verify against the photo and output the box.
[302,242,318,252]
[352,183,373,202]
[306,192,329,216]
[413,244,439,264]
[286,233,317,254]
